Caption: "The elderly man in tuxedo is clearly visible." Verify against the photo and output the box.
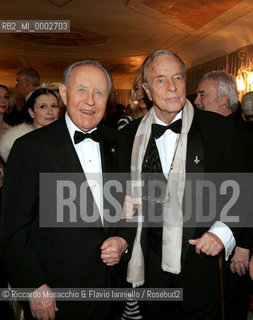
[0,59,134,320]
[195,71,253,276]
[194,70,253,320]
[119,50,251,319]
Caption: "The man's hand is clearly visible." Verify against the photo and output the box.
[101,236,128,266]
[122,196,138,219]
[29,284,58,320]
[249,255,253,280]
[189,232,224,256]
[230,246,249,276]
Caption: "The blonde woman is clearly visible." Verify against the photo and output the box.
[118,74,151,130]
[130,73,151,119]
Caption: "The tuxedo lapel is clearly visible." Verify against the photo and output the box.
[43,116,83,173]
[99,124,118,173]
[97,125,119,230]
[186,116,204,173]
[46,120,117,173]
[182,115,205,267]
[43,116,103,228]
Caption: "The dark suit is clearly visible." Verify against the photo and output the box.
[0,116,134,319]
[218,112,253,320]
[119,108,253,320]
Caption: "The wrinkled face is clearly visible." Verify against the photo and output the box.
[0,87,10,114]
[194,79,220,112]
[29,93,59,128]
[143,54,186,124]
[135,78,148,109]
[60,65,109,132]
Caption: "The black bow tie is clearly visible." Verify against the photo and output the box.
[152,119,182,139]
[74,130,100,144]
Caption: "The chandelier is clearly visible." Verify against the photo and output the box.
[236,50,253,94]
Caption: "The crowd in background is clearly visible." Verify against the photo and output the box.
[0,57,253,320]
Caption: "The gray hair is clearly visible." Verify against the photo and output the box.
[62,59,113,96]
[241,91,253,116]
[201,71,238,112]
[142,49,186,85]
[17,68,40,87]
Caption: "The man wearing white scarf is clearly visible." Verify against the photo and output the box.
[118,50,248,320]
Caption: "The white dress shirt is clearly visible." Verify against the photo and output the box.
[154,111,182,180]
[65,113,104,224]
[153,111,235,259]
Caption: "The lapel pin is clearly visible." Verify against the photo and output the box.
[194,155,200,164]
[111,148,115,153]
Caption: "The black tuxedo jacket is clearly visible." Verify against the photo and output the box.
[0,116,135,318]
[118,108,253,265]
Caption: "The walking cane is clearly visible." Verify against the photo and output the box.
[218,252,225,320]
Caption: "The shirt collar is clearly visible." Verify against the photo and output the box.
[153,110,182,126]
[65,112,97,145]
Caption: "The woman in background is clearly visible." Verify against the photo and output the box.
[0,84,11,139]
[0,87,60,162]
[118,73,151,130]
[131,73,151,119]
[40,82,66,116]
